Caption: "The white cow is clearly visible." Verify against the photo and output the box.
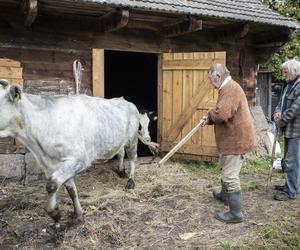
[0,79,153,222]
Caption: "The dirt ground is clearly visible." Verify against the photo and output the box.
[0,157,299,250]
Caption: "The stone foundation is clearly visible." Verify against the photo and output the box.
[0,152,45,184]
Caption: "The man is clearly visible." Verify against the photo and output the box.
[202,64,256,223]
[273,58,300,201]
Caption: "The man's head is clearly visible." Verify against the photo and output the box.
[208,64,231,89]
[281,58,300,82]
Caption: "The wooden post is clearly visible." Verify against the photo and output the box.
[92,48,104,97]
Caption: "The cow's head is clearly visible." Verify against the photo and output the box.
[138,111,151,142]
[0,79,23,136]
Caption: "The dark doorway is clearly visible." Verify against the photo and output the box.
[104,50,158,155]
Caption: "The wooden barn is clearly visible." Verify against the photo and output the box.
[0,0,298,178]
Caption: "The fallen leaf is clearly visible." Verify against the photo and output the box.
[179,232,196,240]
[89,205,97,210]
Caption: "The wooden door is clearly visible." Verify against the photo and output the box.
[158,52,226,161]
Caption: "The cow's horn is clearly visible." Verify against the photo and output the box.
[0,79,9,88]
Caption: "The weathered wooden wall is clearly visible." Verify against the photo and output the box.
[226,47,258,106]
[0,48,92,95]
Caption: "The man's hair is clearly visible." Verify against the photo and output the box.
[282,58,300,76]
[209,64,230,78]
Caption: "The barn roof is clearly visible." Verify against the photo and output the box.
[79,0,298,28]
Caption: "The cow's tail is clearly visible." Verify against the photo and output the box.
[137,133,160,155]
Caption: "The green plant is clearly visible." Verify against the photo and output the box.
[262,0,300,82]
[189,160,220,175]
[242,158,270,174]
[242,181,263,192]
[221,241,232,250]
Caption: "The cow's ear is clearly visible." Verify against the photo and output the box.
[9,85,22,102]
[0,79,9,89]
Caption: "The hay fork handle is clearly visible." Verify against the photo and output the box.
[158,118,206,166]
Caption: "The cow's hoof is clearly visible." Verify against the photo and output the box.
[47,206,61,222]
[126,179,135,189]
[116,169,127,178]
[71,215,84,226]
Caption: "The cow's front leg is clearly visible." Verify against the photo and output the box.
[46,178,61,222]
[46,161,78,222]
[64,178,83,219]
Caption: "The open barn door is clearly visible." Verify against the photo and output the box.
[158,52,226,161]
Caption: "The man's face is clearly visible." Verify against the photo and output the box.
[282,67,297,82]
[208,74,221,89]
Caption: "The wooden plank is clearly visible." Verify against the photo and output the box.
[163,59,213,70]
[171,152,218,162]
[182,53,193,144]
[162,67,173,138]
[92,48,104,97]
[0,59,21,67]
[161,141,218,157]
[7,78,23,86]
[191,70,201,143]
[165,81,212,141]
[191,53,202,144]
[172,53,183,142]
[157,54,163,143]
[0,66,22,79]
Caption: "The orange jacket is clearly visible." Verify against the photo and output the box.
[208,80,256,155]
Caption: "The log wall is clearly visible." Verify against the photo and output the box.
[0,47,92,95]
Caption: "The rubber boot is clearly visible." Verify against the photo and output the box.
[215,191,243,223]
[212,181,228,205]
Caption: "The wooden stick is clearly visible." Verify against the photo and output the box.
[266,127,278,189]
[158,118,206,166]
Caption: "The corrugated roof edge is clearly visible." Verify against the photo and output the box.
[86,1,300,29]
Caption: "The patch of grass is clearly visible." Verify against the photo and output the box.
[241,211,300,249]
[242,158,270,174]
[242,181,263,192]
[188,160,220,175]
[221,241,232,250]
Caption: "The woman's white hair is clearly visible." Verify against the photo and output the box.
[282,58,300,76]
[209,64,230,78]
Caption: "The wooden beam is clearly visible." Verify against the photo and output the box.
[216,23,250,41]
[22,0,38,27]
[99,9,129,33]
[239,23,250,39]
[0,27,228,54]
[254,42,285,48]
[252,29,294,45]
[160,16,202,38]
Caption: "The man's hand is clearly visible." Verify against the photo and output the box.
[201,116,209,127]
[274,112,281,127]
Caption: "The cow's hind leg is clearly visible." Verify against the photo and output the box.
[116,148,127,178]
[64,178,83,219]
[125,142,137,189]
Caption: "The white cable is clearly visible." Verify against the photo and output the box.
[73,60,82,95]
